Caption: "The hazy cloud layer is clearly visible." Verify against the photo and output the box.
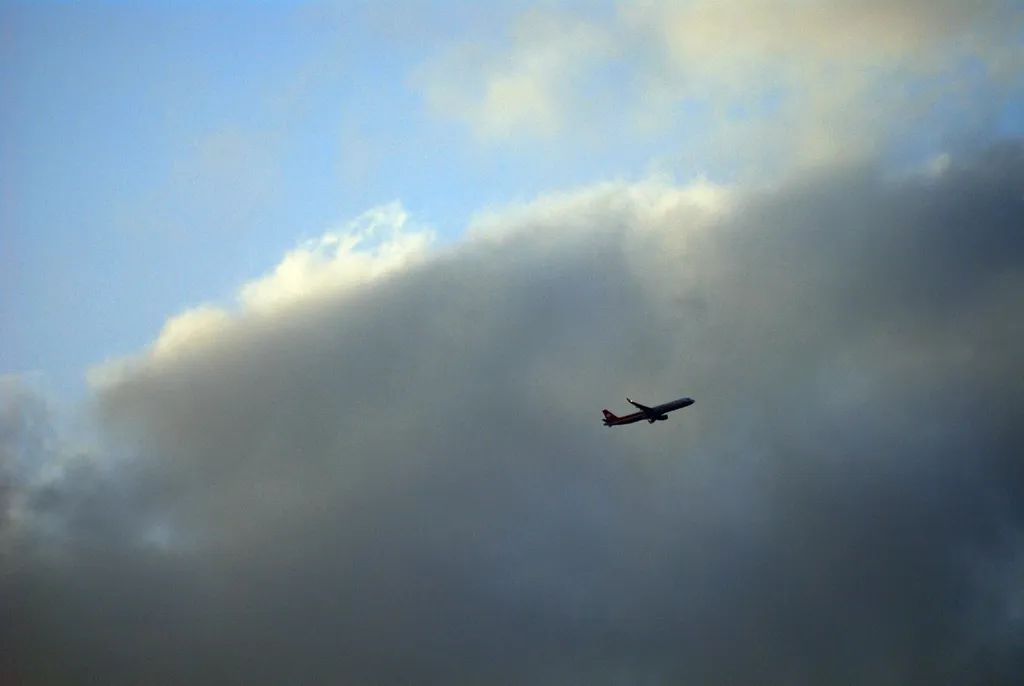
[4,143,1024,683]
[417,1,1024,170]
[415,9,614,140]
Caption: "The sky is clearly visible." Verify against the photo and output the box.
[2,1,1024,683]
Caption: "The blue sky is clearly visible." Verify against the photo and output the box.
[2,1,628,395]
[3,0,1023,398]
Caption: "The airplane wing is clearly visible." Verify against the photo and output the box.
[626,397,654,412]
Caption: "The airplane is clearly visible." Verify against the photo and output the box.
[602,396,694,426]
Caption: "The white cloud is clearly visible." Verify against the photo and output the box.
[415,1,1024,171]
[416,9,613,139]
[623,0,1016,70]
[150,306,234,361]
[89,202,434,387]
[467,176,730,241]
[238,202,433,313]
[622,0,1024,167]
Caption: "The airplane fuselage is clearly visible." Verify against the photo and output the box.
[602,396,694,426]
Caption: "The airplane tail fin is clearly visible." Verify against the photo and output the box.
[602,409,618,426]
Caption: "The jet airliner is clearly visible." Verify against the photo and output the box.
[602,396,694,426]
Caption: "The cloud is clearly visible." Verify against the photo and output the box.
[415,9,614,139]
[625,0,1020,68]
[4,142,1024,683]
[416,1,1024,170]
[238,203,434,314]
[89,202,434,385]
[625,0,1024,165]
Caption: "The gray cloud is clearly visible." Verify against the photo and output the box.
[3,143,1024,684]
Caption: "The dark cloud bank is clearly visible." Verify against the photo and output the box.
[3,143,1024,684]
